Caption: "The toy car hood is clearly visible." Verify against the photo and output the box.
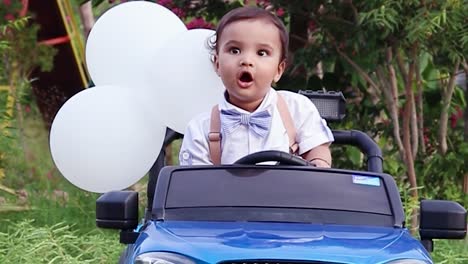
[131,220,431,263]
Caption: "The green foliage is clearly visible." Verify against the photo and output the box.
[0,17,28,35]
[1,3,57,82]
[0,220,123,263]
[431,239,468,264]
[417,142,468,205]
[398,181,422,229]
[0,17,29,80]
[358,1,400,37]
[0,125,20,184]
[0,10,57,197]
[1,23,57,77]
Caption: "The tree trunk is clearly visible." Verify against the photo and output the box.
[376,66,404,161]
[403,46,418,232]
[438,62,460,155]
[415,63,425,154]
[410,89,418,160]
[396,47,420,158]
[386,48,405,160]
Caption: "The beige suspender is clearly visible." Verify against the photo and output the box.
[276,94,299,154]
[208,94,298,165]
[209,105,222,165]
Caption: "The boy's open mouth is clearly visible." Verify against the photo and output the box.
[237,71,253,88]
[240,72,253,82]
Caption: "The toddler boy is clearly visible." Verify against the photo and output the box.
[179,7,334,167]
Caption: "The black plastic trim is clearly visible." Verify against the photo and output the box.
[234,150,310,166]
[96,191,139,230]
[163,207,394,227]
[152,166,404,227]
[419,229,466,240]
[96,219,138,230]
[332,130,383,173]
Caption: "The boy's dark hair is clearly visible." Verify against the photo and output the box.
[209,6,289,63]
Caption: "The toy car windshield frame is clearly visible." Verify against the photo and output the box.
[151,165,405,228]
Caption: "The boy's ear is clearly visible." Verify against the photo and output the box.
[273,60,286,82]
[213,54,220,76]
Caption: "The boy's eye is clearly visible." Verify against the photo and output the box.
[229,48,240,54]
[258,50,269,56]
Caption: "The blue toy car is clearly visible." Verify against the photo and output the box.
[96,91,466,264]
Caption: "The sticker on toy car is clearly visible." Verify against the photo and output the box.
[352,175,381,186]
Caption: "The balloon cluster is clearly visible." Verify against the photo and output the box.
[49,2,224,193]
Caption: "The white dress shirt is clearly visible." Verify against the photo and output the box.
[179,88,334,165]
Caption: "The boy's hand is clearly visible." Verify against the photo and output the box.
[309,158,331,168]
[302,143,332,168]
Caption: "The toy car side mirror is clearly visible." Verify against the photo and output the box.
[419,199,467,252]
[96,191,139,244]
[96,191,139,230]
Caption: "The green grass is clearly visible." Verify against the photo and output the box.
[432,239,468,263]
[0,220,123,263]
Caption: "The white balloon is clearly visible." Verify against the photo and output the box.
[49,85,166,193]
[150,29,225,133]
[85,1,187,87]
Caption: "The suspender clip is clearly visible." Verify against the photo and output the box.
[208,132,222,142]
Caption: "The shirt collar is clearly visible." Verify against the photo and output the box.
[220,88,277,114]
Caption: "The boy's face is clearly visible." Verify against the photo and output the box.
[214,18,285,111]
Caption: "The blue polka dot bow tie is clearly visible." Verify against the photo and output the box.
[220,108,272,138]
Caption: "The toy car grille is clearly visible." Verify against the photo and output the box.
[219,261,340,264]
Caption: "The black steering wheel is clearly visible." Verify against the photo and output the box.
[234,150,310,166]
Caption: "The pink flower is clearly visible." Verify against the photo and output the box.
[3,0,11,6]
[171,7,186,19]
[5,13,15,21]
[276,8,285,17]
[450,107,463,128]
[308,20,317,30]
[186,17,214,29]
[157,0,173,7]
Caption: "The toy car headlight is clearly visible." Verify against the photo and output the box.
[134,252,196,264]
[385,260,430,264]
